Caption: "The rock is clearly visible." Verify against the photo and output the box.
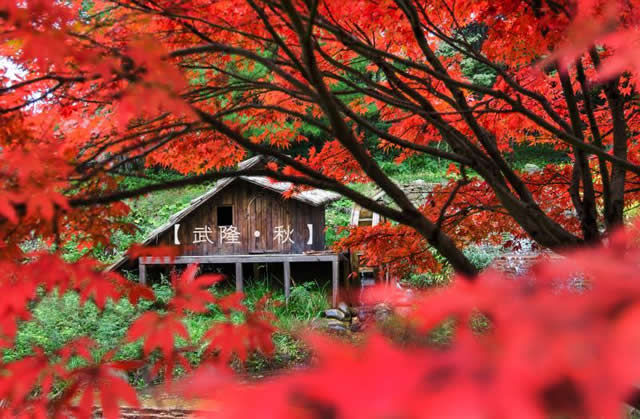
[374,303,393,323]
[524,163,541,173]
[324,308,346,321]
[350,316,362,332]
[309,318,328,330]
[357,306,374,322]
[337,302,353,319]
[310,317,350,335]
[326,320,349,334]
[337,302,350,314]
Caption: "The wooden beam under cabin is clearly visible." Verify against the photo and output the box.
[235,262,243,292]
[140,254,340,264]
[139,258,146,285]
[332,259,339,307]
[284,259,291,305]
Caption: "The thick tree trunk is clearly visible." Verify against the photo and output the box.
[558,69,600,242]
[590,49,628,229]
[606,90,628,228]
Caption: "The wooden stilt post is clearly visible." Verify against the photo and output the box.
[139,258,147,285]
[235,262,243,292]
[284,259,291,305]
[332,258,339,307]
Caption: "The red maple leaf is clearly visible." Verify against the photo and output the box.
[126,311,189,359]
[169,264,223,314]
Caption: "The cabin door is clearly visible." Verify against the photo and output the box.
[247,192,276,253]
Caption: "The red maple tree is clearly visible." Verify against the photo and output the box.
[3,0,640,417]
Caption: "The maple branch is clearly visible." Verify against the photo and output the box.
[183,55,473,167]
[557,67,599,241]
[67,168,270,207]
[168,25,640,182]
[190,110,423,225]
[370,59,575,243]
[279,3,582,251]
[278,0,478,275]
[245,0,309,78]
[75,123,201,179]
[589,48,629,228]
[395,0,547,207]
[170,43,313,96]
[0,82,65,114]
[336,103,473,165]
[413,8,574,133]
[306,12,640,179]
[435,169,469,232]
[0,74,86,94]
[575,58,613,224]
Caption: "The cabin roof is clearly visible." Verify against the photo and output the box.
[108,155,340,271]
[178,155,340,209]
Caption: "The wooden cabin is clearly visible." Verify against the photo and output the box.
[111,156,345,305]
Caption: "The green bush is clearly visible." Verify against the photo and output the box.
[401,270,451,289]
[240,279,329,330]
[380,154,448,183]
[224,279,327,375]
[325,198,353,247]
[5,291,142,365]
[463,244,503,270]
[5,275,328,383]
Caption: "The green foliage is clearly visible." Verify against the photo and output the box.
[241,281,326,374]
[400,244,503,289]
[401,270,451,289]
[325,198,353,247]
[245,332,310,375]
[463,244,503,270]
[437,23,497,88]
[5,292,142,365]
[240,278,330,330]
[5,273,329,383]
[63,173,215,264]
[275,282,330,330]
[460,58,497,87]
[506,142,570,169]
[380,154,449,183]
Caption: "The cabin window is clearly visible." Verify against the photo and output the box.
[358,208,374,226]
[217,206,233,226]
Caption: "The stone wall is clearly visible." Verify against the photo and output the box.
[489,251,561,276]
[94,407,196,418]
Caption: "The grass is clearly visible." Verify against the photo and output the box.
[5,274,331,386]
[4,291,142,365]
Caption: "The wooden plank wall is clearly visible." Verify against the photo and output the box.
[156,179,327,255]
